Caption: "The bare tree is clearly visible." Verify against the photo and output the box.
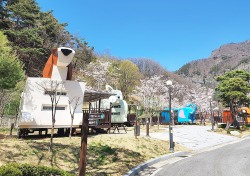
[68,96,81,139]
[36,79,64,152]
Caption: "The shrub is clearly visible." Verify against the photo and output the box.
[0,164,22,176]
[218,123,227,128]
[241,124,249,130]
[0,163,73,176]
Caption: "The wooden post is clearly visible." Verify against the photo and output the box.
[157,113,160,130]
[79,111,88,176]
[98,99,101,113]
[146,117,149,137]
[135,106,138,139]
[109,103,112,130]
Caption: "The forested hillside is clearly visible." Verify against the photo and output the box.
[0,0,95,77]
[176,40,250,89]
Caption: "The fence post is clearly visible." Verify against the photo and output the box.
[79,111,89,176]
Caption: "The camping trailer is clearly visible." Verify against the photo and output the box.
[18,47,85,137]
[101,85,129,124]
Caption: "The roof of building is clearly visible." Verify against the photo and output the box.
[84,89,114,102]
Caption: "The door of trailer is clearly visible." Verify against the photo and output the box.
[222,110,232,124]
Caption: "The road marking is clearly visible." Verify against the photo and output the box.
[151,168,162,176]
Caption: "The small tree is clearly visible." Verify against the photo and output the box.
[216,70,250,129]
[0,31,24,126]
[68,96,81,139]
[36,79,64,152]
[117,60,142,100]
[5,81,25,123]
[0,91,10,126]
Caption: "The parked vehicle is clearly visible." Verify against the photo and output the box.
[222,107,250,125]
[101,85,133,127]
[238,107,250,123]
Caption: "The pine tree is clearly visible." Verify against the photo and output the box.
[3,0,44,76]
[1,0,95,77]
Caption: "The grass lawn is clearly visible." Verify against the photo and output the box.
[0,125,188,176]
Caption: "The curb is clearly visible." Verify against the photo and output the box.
[242,134,250,138]
[124,151,189,176]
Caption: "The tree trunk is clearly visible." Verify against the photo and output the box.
[150,114,153,126]
[157,115,159,129]
[226,101,240,130]
[9,123,14,136]
[49,109,56,152]
[49,123,54,152]
[225,121,230,131]
[69,117,73,139]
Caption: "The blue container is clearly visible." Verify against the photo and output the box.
[161,108,171,123]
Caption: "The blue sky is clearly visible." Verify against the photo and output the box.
[36,0,250,71]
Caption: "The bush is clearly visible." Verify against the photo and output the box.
[0,164,22,176]
[241,124,249,130]
[0,163,74,176]
[218,123,227,128]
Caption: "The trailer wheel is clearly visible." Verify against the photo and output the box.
[57,128,65,136]
[65,128,70,136]
[17,129,28,138]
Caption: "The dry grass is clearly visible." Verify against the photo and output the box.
[214,126,250,138]
[0,125,188,176]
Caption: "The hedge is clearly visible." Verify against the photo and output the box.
[0,163,74,176]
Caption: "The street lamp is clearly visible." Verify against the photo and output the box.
[167,80,174,152]
[208,96,214,131]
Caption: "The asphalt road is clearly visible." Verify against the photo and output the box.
[153,137,250,176]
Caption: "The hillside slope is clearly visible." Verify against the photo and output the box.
[176,40,250,88]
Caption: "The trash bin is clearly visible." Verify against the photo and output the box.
[134,124,140,136]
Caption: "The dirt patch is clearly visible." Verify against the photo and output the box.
[214,127,250,138]
[0,134,5,139]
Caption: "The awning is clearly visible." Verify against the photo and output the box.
[84,89,114,102]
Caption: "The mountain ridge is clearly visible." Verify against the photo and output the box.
[176,39,250,88]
